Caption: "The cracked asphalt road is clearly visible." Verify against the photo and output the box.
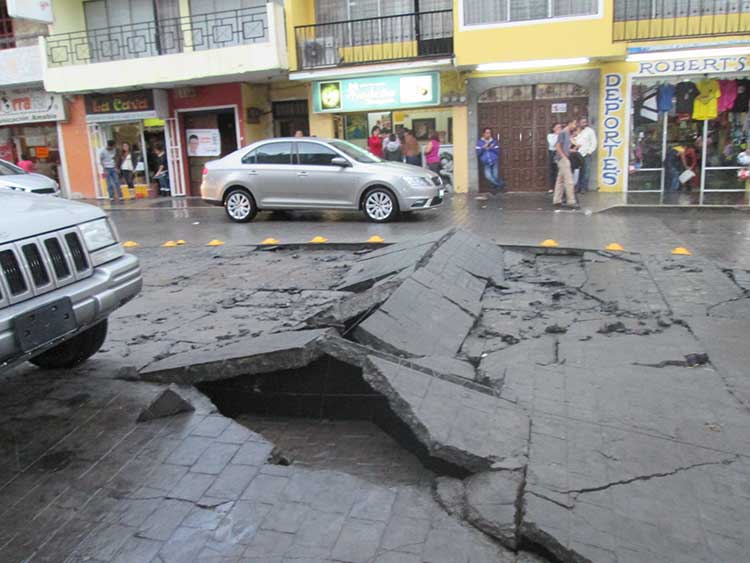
[1,215,750,562]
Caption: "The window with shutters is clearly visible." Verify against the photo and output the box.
[462,0,599,27]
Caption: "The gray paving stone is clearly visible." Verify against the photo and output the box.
[363,356,529,472]
[169,471,216,502]
[158,526,212,562]
[380,515,431,555]
[205,464,259,500]
[231,440,274,466]
[331,518,385,563]
[191,415,233,438]
[349,485,397,522]
[165,436,214,467]
[182,500,234,531]
[212,500,271,546]
[192,443,240,475]
[261,502,310,534]
[241,472,290,503]
[139,329,333,384]
[137,498,192,541]
[293,508,346,550]
[243,529,294,558]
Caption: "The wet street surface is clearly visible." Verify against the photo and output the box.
[1,224,749,562]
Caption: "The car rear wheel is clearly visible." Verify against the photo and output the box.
[29,320,108,370]
[363,188,399,223]
[225,189,257,223]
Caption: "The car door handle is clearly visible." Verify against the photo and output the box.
[297,172,308,177]
[247,170,257,175]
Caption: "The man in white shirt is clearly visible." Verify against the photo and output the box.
[575,117,597,193]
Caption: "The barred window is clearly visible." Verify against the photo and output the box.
[464,0,598,26]
[615,0,750,21]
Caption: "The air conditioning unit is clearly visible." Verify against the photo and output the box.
[301,37,337,69]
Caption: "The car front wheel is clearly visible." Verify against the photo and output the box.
[363,188,399,223]
[224,189,257,223]
[29,320,108,369]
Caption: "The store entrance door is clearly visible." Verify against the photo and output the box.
[182,108,238,196]
[477,84,588,192]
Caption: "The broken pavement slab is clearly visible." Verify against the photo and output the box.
[137,385,195,422]
[362,355,529,473]
[139,329,334,384]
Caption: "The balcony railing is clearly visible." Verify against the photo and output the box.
[295,10,453,70]
[46,6,268,67]
[614,0,750,41]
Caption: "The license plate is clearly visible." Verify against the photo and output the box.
[14,298,78,353]
[439,189,445,198]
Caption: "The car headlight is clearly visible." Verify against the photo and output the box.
[80,218,117,251]
[402,176,432,188]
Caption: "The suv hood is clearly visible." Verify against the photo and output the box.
[0,173,57,191]
[0,191,105,243]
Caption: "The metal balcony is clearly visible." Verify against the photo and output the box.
[613,0,750,41]
[294,10,453,70]
[46,6,268,67]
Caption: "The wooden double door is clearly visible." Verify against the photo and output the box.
[477,96,588,192]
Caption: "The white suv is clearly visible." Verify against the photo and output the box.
[0,191,142,372]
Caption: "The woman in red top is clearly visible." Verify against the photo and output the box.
[367,126,383,158]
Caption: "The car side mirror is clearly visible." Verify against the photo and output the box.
[331,157,351,167]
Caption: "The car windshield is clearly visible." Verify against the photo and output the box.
[0,161,25,176]
[329,141,382,164]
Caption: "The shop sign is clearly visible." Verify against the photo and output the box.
[313,72,440,113]
[0,87,66,126]
[85,90,168,123]
[635,55,748,77]
[551,103,567,113]
[600,73,625,189]
[186,129,221,157]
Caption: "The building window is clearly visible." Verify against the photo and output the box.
[615,0,750,21]
[0,0,13,50]
[463,0,598,27]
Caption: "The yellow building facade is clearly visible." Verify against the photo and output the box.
[285,0,750,203]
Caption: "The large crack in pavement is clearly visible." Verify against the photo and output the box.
[128,230,750,563]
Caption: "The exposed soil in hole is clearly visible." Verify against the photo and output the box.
[237,416,435,488]
[197,355,469,478]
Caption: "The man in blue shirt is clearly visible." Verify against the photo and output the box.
[476,128,505,194]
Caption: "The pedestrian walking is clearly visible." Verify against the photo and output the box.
[547,124,561,193]
[294,130,305,137]
[554,119,578,209]
[367,126,383,158]
[575,117,597,193]
[16,153,34,173]
[475,127,504,194]
[119,142,136,194]
[383,133,402,161]
[153,143,170,197]
[424,132,441,174]
[402,130,421,166]
[100,140,121,201]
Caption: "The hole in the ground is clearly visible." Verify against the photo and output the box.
[197,355,470,480]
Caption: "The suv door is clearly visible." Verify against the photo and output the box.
[244,142,297,207]
[295,141,360,208]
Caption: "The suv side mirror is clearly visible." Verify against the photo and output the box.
[331,157,351,167]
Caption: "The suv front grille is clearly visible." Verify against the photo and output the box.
[0,250,27,296]
[65,233,89,272]
[22,244,51,287]
[0,229,93,308]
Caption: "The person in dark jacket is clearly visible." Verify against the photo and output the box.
[476,127,504,193]
[383,133,402,161]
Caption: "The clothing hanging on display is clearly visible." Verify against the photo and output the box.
[718,80,738,113]
[733,79,750,113]
[657,83,675,112]
[693,79,720,121]
[675,81,699,114]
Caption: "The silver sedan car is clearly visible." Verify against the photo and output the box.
[0,159,60,196]
[200,138,445,223]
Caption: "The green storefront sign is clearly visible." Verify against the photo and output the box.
[313,72,440,113]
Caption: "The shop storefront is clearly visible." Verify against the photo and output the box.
[599,53,750,205]
[0,86,68,189]
[312,71,458,190]
[85,89,170,198]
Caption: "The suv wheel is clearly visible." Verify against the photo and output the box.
[29,320,108,370]
[363,188,398,223]
[225,189,257,223]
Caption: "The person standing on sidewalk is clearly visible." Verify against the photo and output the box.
[575,117,597,193]
[475,127,504,194]
[425,132,441,174]
[554,119,578,209]
[367,126,383,158]
[402,130,421,166]
[153,143,170,197]
[119,142,136,195]
[547,123,561,193]
[99,140,120,201]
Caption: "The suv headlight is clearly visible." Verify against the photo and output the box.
[402,176,432,188]
[80,218,117,251]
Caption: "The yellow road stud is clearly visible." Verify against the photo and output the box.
[672,247,692,256]
[605,243,625,252]
[161,240,177,247]
[309,236,328,243]
[122,241,140,248]
[261,238,280,245]
[176,240,186,245]
[367,235,385,243]
[206,239,225,246]
[540,239,560,247]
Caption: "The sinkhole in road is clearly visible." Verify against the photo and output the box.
[197,354,470,480]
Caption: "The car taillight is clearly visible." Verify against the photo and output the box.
[202,166,208,176]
